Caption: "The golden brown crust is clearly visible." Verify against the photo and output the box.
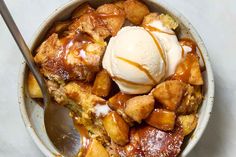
[113,125,184,157]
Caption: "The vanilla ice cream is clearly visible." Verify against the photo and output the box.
[143,16,183,77]
[102,26,166,94]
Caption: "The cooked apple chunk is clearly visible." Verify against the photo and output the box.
[124,0,150,25]
[97,4,125,36]
[114,0,125,9]
[177,114,198,136]
[103,111,129,145]
[177,85,203,114]
[173,52,203,85]
[108,92,134,111]
[152,80,186,111]
[92,70,112,97]
[145,109,176,131]
[71,3,95,19]
[124,95,154,123]
[85,139,109,157]
[142,13,159,25]
[27,72,43,98]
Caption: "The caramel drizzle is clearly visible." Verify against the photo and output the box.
[145,30,166,67]
[180,38,206,71]
[112,76,153,86]
[144,24,175,35]
[181,45,184,57]
[116,56,157,84]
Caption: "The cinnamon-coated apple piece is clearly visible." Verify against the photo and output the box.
[177,114,198,136]
[152,80,186,111]
[124,0,150,25]
[103,111,129,145]
[124,95,154,123]
[92,70,112,97]
[173,52,204,85]
[145,109,176,131]
[71,3,95,19]
[27,72,43,98]
[97,4,125,36]
[85,139,109,157]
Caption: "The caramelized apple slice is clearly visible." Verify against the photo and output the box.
[103,111,129,145]
[108,92,134,110]
[97,4,125,36]
[177,114,198,136]
[145,109,176,131]
[124,0,150,25]
[85,139,109,157]
[152,80,186,111]
[177,85,203,114]
[124,95,154,123]
[71,3,95,19]
[173,52,203,85]
[27,72,43,98]
[92,70,112,97]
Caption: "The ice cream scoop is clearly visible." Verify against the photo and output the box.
[142,14,183,77]
[102,26,166,94]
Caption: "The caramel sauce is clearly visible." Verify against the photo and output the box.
[73,119,90,156]
[143,24,175,35]
[116,56,157,84]
[181,45,184,57]
[172,52,198,83]
[112,76,153,86]
[179,38,197,53]
[62,31,93,60]
[145,30,167,67]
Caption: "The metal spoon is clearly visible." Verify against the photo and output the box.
[0,1,80,156]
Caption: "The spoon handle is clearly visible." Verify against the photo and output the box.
[0,0,49,103]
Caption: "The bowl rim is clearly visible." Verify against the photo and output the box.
[18,0,215,156]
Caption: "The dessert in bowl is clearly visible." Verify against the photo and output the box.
[18,0,214,156]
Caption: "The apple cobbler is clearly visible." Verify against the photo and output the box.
[28,0,205,157]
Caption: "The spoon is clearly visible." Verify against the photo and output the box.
[0,1,80,156]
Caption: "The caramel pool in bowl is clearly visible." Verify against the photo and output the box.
[18,0,214,156]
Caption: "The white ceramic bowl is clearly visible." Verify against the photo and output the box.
[18,0,214,156]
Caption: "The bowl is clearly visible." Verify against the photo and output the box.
[18,0,214,156]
